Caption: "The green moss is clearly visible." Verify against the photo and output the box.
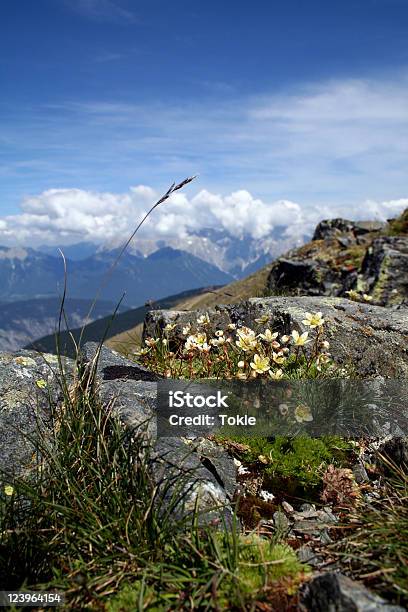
[231,435,353,493]
[219,536,307,600]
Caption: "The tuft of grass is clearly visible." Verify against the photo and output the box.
[0,358,184,603]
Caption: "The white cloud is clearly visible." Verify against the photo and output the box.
[0,185,406,247]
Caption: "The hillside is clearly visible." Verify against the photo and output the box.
[26,286,220,357]
[0,297,127,352]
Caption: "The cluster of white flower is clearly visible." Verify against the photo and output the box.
[138,311,332,380]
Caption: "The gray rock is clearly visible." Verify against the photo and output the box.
[0,350,73,482]
[267,256,357,298]
[313,218,386,241]
[292,519,323,536]
[353,461,369,484]
[282,500,295,513]
[300,572,405,611]
[80,341,161,382]
[268,258,327,296]
[143,296,408,378]
[153,437,235,523]
[297,545,322,567]
[377,437,408,468]
[264,214,406,307]
[300,503,317,513]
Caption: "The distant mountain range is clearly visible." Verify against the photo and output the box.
[0,227,308,304]
[0,245,232,306]
[0,297,128,352]
[99,227,308,278]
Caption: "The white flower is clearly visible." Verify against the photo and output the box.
[237,465,250,476]
[236,327,258,352]
[280,335,290,344]
[258,329,279,343]
[291,330,310,346]
[210,337,225,346]
[185,332,210,352]
[250,354,270,374]
[237,326,256,338]
[238,360,245,368]
[182,324,191,335]
[272,351,286,364]
[134,347,150,356]
[302,312,325,328]
[278,403,289,416]
[197,313,210,326]
[164,323,176,332]
[215,330,224,337]
[269,369,284,380]
[227,323,237,330]
[294,404,313,423]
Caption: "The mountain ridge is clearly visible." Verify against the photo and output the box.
[0,245,232,306]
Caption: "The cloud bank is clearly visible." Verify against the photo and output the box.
[0,185,406,247]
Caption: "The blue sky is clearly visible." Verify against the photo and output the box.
[0,0,408,244]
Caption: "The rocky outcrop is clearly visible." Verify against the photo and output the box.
[268,256,357,297]
[1,309,407,608]
[144,295,408,378]
[312,218,386,241]
[267,212,407,307]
